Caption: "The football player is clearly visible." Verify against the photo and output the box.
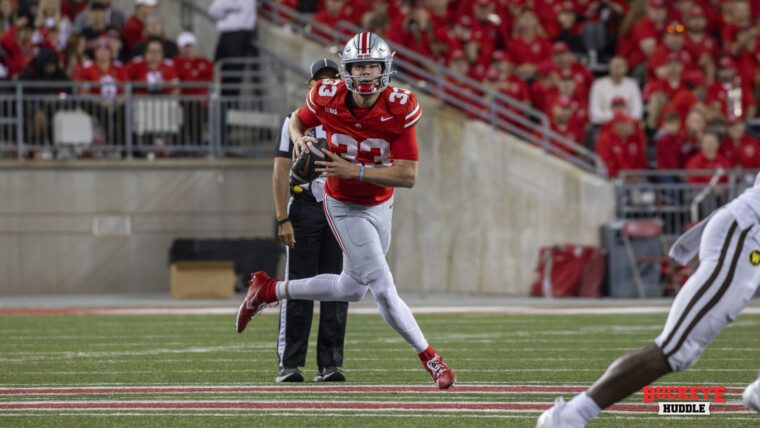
[537,172,760,427]
[236,32,456,389]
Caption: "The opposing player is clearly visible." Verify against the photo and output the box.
[537,170,760,427]
[236,32,456,389]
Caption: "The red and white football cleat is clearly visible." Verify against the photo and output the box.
[235,271,277,333]
[423,352,456,389]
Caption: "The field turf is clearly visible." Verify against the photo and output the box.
[1,308,759,427]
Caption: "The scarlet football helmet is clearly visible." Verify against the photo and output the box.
[339,32,394,95]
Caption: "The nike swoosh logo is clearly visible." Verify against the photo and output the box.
[380,116,392,122]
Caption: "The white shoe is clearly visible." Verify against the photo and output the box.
[537,397,585,428]
[743,378,760,412]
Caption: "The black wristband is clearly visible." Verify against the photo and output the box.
[277,217,291,226]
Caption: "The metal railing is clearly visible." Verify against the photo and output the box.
[258,0,605,175]
[616,169,759,241]
[0,77,292,159]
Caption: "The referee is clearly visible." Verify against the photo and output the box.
[272,59,348,383]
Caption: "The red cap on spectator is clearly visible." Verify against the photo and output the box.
[508,0,527,6]
[475,0,492,6]
[537,61,558,76]
[456,15,472,27]
[556,95,572,108]
[449,49,466,62]
[688,5,705,17]
[611,96,626,107]
[718,56,737,69]
[485,67,500,80]
[492,50,510,62]
[684,69,706,87]
[650,0,666,8]
[553,41,570,54]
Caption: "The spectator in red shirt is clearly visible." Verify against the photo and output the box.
[126,37,179,95]
[360,10,390,40]
[508,10,553,81]
[388,5,433,60]
[0,17,36,78]
[656,111,688,170]
[616,0,668,75]
[173,32,213,96]
[492,50,530,105]
[429,27,451,66]
[530,61,559,114]
[77,37,125,96]
[445,49,480,115]
[122,0,155,53]
[684,5,718,82]
[644,54,685,130]
[595,111,648,178]
[173,31,213,147]
[549,69,588,125]
[660,69,708,128]
[721,0,752,52]
[647,21,694,82]
[62,32,86,79]
[35,0,72,49]
[427,0,454,29]
[551,41,593,101]
[554,1,584,55]
[130,16,178,60]
[468,0,501,57]
[542,94,587,156]
[719,116,760,168]
[705,56,756,123]
[312,0,350,41]
[731,21,760,91]
[685,132,732,183]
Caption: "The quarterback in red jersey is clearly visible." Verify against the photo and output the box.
[235,32,456,390]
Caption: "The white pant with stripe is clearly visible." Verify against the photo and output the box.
[654,208,760,371]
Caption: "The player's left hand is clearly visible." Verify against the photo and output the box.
[315,149,361,180]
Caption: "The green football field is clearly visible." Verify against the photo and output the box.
[1,308,759,427]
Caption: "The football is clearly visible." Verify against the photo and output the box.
[291,138,329,184]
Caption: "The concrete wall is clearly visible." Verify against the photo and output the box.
[0,160,274,294]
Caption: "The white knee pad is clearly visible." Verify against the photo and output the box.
[338,273,369,302]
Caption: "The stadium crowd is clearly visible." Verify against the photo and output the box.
[275,0,760,178]
[0,0,214,100]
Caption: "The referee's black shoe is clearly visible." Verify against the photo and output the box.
[314,367,345,382]
[275,367,304,383]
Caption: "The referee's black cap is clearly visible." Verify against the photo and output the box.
[308,58,340,81]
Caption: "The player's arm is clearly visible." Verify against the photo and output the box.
[316,153,418,188]
[272,157,295,247]
[290,84,324,159]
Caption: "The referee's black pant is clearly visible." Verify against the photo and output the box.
[278,195,347,370]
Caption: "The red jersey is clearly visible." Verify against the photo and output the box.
[537,116,586,156]
[77,60,126,96]
[685,152,732,183]
[737,42,760,91]
[719,136,760,168]
[660,88,699,126]
[705,81,756,119]
[647,45,695,80]
[297,79,421,206]
[126,57,180,94]
[595,125,648,178]
[172,56,214,96]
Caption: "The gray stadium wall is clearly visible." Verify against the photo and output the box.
[0,160,274,295]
